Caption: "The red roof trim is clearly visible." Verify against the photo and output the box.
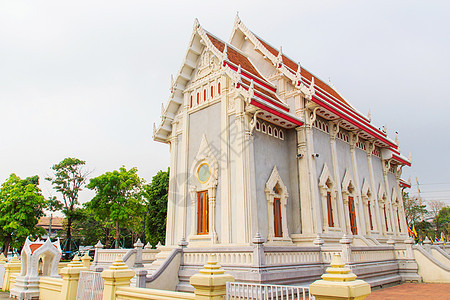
[399,179,411,188]
[239,83,289,112]
[250,99,303,126]
[392,154,411,167]
[311,83,389,139]
[226,62,276,92]
[311,95,396,148]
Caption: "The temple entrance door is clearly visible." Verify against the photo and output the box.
[348,196,358,235]
[273,197,283,237]
[197,191,209,235]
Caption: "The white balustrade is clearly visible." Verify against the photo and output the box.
[227,282,314,300]
[352,249,395,263]
[183,251,253,266]
[264,251,321,266]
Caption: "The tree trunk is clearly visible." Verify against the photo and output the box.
[115,219,120,249]
[3,235,11,255]
[67,217,72,252]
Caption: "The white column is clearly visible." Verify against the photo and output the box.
[349,135,366,235]
[329,122,345,232]
[166,131,178,245]
[179,100,190,240]
[220,77,232,244]
[366,143,381,234]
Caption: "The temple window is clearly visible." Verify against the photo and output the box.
[190,95,193,108]
[218,82,221,94]
[348,195,357,235]
[265,166,291,242]
[368,200,373,231]
[197,190,209,235]
[319,164,338,231]
[268,126,272,136]
[211,86,214,98]
[197,92,200,104]
[274,128,278,138]
[273,197,283,237]
[255,121,260,131]
[279,130,284,140]
[326,192,334,227]
[203,89,207,102]
[262,123,267,133]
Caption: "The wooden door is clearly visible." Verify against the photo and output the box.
[327,192,334,227]
[273,198,283,237]
[197,191,209,235]
[348,196,357,235]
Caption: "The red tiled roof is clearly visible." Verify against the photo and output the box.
[206,33,267,84]
[256,37,353,110]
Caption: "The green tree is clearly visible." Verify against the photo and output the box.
[143,168,169,246]
[435,206,450,238]
[46,157,90,252]
[87,166,144,249]
[403,192,427,226]
[0,174,47,253]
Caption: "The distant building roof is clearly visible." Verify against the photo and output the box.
[37,216,64,231]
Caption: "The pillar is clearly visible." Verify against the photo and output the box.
[309,254,371,300]
[60,255,89,300]
[81,253,92,270]
[101,256,135,300]
[190,256,235,300]
[2,254,20,291]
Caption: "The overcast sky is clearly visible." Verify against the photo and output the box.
[1,1,449,209]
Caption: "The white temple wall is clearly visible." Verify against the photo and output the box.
[252,127,300,241]
[228,114,238,244]
[335,138,353,181]
[371,156,384,190]
[186,102,222,241]
[355,148,371,191]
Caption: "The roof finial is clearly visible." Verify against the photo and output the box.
[407,176,411,185]
[237,64,241,75]
[193,18,200,29]
[235,11,241,24]
[395,131,399,144]
[382,123,387,133]
[408,152,412,162]
[153,123,156,134]
[248,79,254,101]
[367,108,371,122]
[276,46,283,68]
[223,43,228,58]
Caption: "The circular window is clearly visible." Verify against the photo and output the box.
[197,163,211,183]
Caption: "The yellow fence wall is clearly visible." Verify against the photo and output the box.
[39,277,63,300]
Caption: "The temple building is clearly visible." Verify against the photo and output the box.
[153,16,412,249]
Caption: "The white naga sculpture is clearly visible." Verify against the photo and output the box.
[10,237,61,300]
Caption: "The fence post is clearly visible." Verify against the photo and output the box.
[0,253,7,288]
[133,239,144,268]
[190,256,234,300]
[252,232,265,268]
[81,253,92,270]
[310,253,371,300]
[60,255,89,300]
[339,234,352,264]
[101,256,135,300]
[93,240,104,268]
[2,254,20,291]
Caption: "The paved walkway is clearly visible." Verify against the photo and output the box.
[367,283,450,299]
[0,291,9,299]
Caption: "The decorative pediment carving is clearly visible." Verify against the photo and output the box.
[341,169,355,195]
[319,164,335,189]
[361,178,372,200]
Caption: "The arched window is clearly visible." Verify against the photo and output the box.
[274,128,278,138]
[268,126,272,136]
[279,130,284,140]
[342,170,358,235]
[256,121,260,131]
[265,166,291,242]
[319,164,337,230]
[262,124,266,133]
